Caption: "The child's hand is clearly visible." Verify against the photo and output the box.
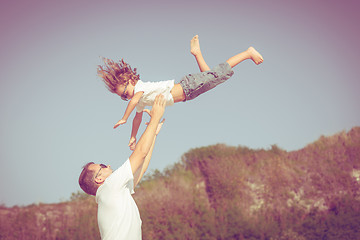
[128,136,137,151]
[114,119,127,129]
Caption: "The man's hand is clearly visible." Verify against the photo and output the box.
[148,95,166,122]
[131,118,165,151]
[128,136,137,151]
[145,118,165,134]
[155,118,165,135]
[114,119,126,129]
[144,110,165,136]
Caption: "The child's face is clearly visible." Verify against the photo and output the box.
[115,82,135,101]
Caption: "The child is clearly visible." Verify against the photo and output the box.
[98,35,263,150]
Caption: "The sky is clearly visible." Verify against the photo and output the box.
[1,0,359,207]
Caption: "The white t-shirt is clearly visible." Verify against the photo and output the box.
[96,159,142,240]
[135,80,175,113]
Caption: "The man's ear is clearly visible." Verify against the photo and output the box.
[94,176,105,184]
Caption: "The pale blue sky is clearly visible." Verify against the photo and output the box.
[1,0,359,206]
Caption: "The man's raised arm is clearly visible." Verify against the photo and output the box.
[134,118,165,187]
[128,95,166,176]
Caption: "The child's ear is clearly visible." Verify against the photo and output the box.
[130,79,137,86]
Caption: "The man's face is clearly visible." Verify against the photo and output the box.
[90,163,113,182]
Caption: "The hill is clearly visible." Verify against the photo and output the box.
[1,127,360,239]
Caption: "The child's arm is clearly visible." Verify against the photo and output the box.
[128,111,143,150]
[114,91,144,129]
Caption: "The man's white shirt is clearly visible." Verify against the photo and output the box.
[96,159,142,240]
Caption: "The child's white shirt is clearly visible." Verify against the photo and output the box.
[134,80,175,113]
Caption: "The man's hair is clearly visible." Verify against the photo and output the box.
[97,57,140,93]
[78,162,98,196]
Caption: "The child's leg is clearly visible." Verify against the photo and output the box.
[191,35,263,71]
[179,62,234,101]
[191,35,210,72]
[180,35,263,102]
[226,47,263,68]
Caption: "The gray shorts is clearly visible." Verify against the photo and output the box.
[179,62,234,101]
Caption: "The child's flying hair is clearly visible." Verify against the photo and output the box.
[97,57,140,93]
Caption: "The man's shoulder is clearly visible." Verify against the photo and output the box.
[103,159,133,187]
[112,159,132,176]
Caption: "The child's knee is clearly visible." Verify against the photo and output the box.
[212,62,234,78]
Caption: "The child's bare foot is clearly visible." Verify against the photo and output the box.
[247,47,263,65]
[190,35,201,56]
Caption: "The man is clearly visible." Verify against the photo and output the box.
[78,95,166,240]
